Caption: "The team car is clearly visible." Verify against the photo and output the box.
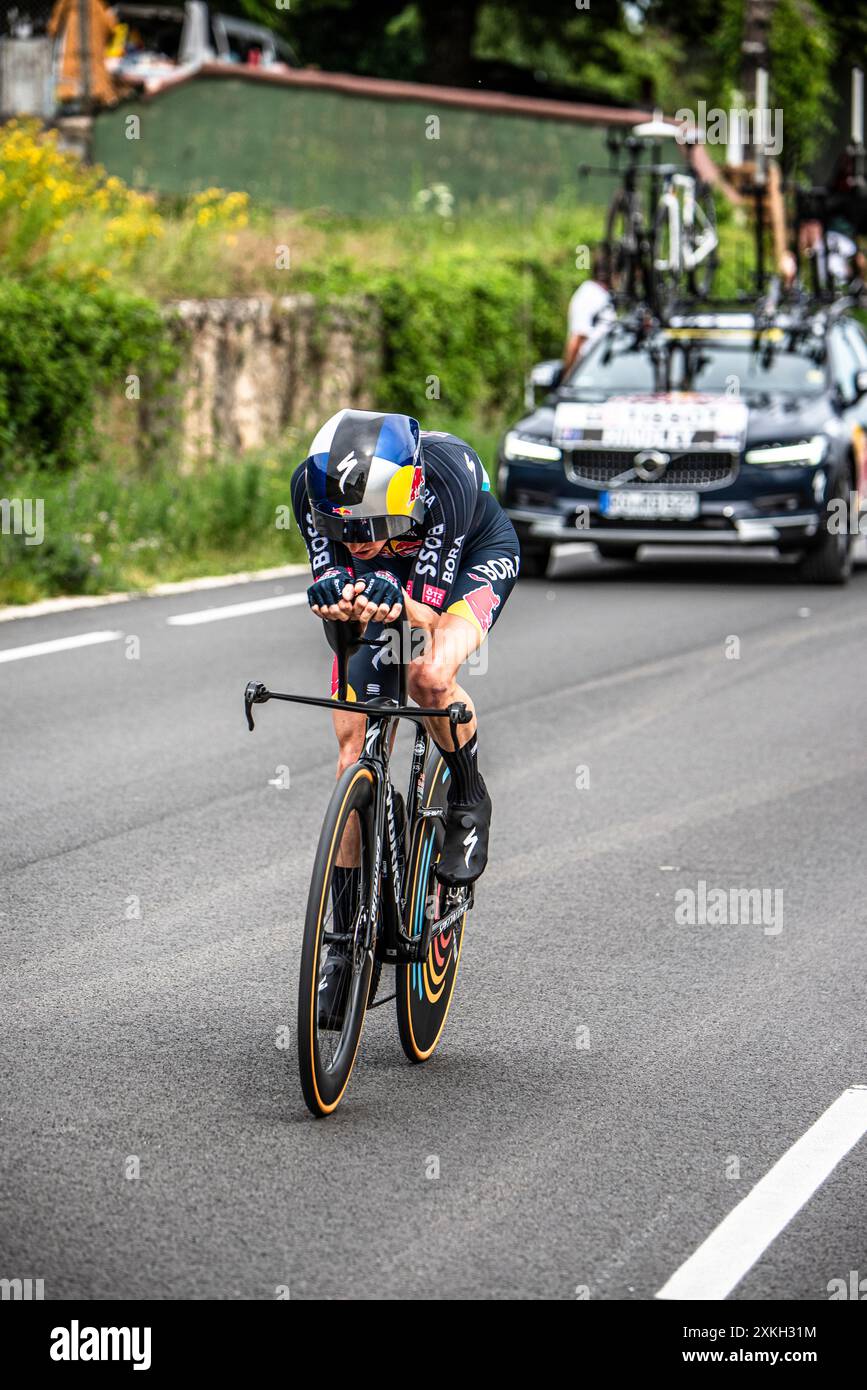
[499,306,867,583]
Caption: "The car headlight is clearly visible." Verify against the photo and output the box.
[745,436,828,467]
[503,431,562,463]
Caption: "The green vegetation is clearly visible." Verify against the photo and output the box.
[237,0,846,157]
[0,277,177,471]
[0,118,768,606]
[0,450,306,606]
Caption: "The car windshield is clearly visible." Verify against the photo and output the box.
[564,331,828,398]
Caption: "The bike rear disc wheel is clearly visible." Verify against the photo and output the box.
[396,752,466,1063]
[297,764,375,1116]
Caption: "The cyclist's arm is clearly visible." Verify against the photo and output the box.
[562,332,586,376]
[403,590,442,632]
[290,462,363,620]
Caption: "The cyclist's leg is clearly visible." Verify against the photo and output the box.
[408,531,519,883]
[320,623,401,1025]
[408,612,481,752]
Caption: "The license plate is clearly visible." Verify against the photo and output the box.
[600,489,699,521]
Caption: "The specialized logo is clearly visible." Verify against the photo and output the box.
[336,450,359,493]
[462,581,500,633]
[463,825,478,867]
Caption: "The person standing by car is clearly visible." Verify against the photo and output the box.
[561,247,616,377]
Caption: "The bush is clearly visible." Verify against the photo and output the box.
[0,276,177,470]
[0,451,307,604]
[0,121,248,281]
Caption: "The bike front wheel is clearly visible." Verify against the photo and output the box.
[297,763,376,1116]
[396,751,467,1063]
[605,190,641,301]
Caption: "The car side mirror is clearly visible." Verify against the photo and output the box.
[525,360,563,409]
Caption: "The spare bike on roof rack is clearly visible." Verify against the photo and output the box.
[579,117,718,320]
[244,609,474,1117]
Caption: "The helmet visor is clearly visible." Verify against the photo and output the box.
[310,507,414,543]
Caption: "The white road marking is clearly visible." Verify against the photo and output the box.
[0,563,308,623]
[166,593,308,626]
[0,630,124,664]
[656,1086,867,1301]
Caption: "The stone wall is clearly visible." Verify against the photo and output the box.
[162,294,382,467]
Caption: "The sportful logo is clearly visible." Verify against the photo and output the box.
[336,450,359,493]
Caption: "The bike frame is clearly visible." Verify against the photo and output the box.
[354,706,469,967]
[656,172,718,274]
[243,615,472,970]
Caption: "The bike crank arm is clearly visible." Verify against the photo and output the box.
[418,887,473,960]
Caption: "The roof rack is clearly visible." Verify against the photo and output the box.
[611,282,862,335]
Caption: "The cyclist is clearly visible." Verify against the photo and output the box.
[291,410,519,1026]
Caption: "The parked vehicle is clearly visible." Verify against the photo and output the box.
[107,2,297,90]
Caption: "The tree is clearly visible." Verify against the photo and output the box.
[233,0,632,100]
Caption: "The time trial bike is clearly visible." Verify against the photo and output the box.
[244,613,474,1117]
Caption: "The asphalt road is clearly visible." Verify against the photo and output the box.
[2,543,867,1301]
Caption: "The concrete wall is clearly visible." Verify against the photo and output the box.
[160,293,381,467]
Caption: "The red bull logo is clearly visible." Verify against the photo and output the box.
[332,505,353,516]
[408,463,424,504]
[463,581,500,633]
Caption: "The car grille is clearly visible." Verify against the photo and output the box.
[565,450,738,490]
